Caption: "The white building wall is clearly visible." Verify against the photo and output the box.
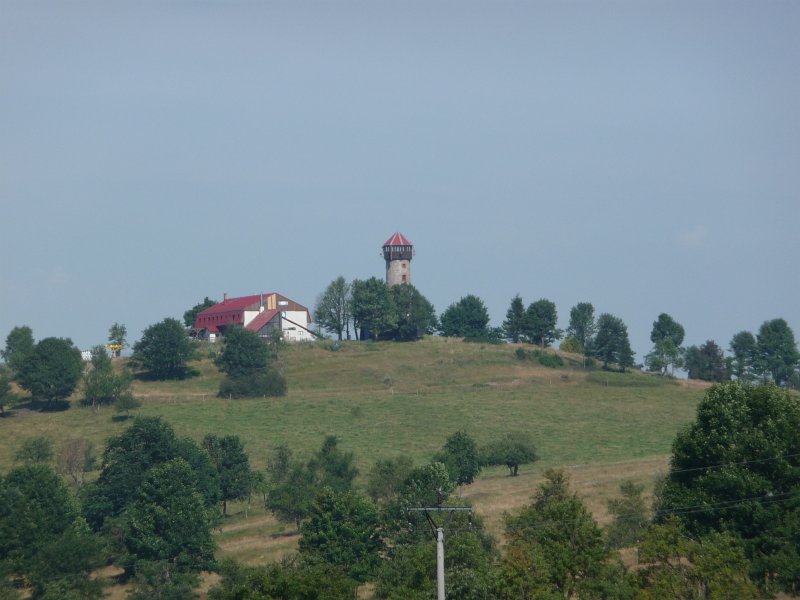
[281,310,315,342]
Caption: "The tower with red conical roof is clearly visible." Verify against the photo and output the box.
[382,232,413,286]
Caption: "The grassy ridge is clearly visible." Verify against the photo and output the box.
[1,337,703,474]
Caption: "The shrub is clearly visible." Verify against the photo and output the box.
[218,369,287,398]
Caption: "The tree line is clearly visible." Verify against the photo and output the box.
[2,380,797,598]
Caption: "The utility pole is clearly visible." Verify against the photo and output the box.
[408,506,472,600]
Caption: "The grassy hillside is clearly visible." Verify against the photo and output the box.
[1,337,708,572]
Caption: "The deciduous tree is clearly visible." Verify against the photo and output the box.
[132,318,195,380]
[481,431,538,477]
[656,381,800,591]
[82,345,135,409]
[645,313,685,376]
[756,318,799,386]
[523,299,561,348]
[14,436,54,465]
[17,337,83,405]
[314,276,352,341]
[202,434,253,516]
[566,302,596,355]
[439,295,490,338]
[107,323,127,357]
[1,325,35,375]
[183,297,217,328]
[592,313,635,371]
[606,480,648,549]
[350,277,395,340]
[385,283,436,341]
[434,430,481,486]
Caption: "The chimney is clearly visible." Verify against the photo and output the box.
[223,293,228,302]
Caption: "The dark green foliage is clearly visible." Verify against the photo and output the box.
[439,294,490,338]
[218,369,287,398]
[385,283,437,341]
[202,434,252,515]
[315,276,352,341]
[730,330,757,381]
[17,337,83,403]
[514,347,526,360]
[481,431,538,476]
[657,382,800,591]
[127,561,200,600]
[14,436,53,464]
[566,302,596,355]
[82,417,220,530]
[0,373,17,416]
[1,325,34,375]
[535,350,563,368]
[208,557,358,600]
[523,298,561,348]
[122,458,216,572]
[82,345,136,409]
[183,297,217,328]
[308,435,359,492]
[606,481,648,549]
[351,277,394,340]
[684,340,729,382]
[636,518,759,599]
[366,455,414,504]
[434,430,481,486]
[107,323,127,357]
[500,469,632,600]
[503,294,526,343]
[299,488,383,581]
[559,335,583,354]
[756,318,799,386]
[645,313,685,376]
[592,313,635,371]
[214,326,269,377]
[133,318,195,380]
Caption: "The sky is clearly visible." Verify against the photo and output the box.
[1,1,798,364]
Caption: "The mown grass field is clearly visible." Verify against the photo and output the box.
[1,337,709,576]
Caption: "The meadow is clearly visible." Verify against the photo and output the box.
[1,337,707,571]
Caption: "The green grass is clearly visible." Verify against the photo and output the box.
[0,338,703,475]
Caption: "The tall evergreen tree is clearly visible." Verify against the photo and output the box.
[756,318,799,386]
[523,299,561,348]
[503,295,526,343]
[566,302,596,355]
[730,330,757,381]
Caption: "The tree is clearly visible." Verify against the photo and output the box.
[183,297,217,328]
[566,302,596,355]
[605,480,648,549]
[756,318,799,386]
[14,436,54,465]
[385,283,436,341]
[202,434,253,516]
[656,382,800,591]
[299,488,384,582]
[636,518,759,599]
[16,337,83,405]
[434,430,482,486]
[1,325,35,375]
[314,276,352,340]
[730,330,757,381]
[592,313,635,371]
[499,469,632,599]
[82,416,220,530]
[122,458,216,573]
[308,435,358,493]
[350,277,394,340]
[439,294,490,338]
[214,326,269,377]
[107,322,127,358]
[132,318,195,380]
[481,431,538,476]
[503,295,526,343]
[645,313,685,376]
[0,373,18,416]
[366,455,414,504]
[684,340,728,382]
[82,345,135,409]
[57,439,96,488]
[523,299,561,348]
[265,457,316,530]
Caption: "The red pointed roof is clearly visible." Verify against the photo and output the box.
[383,232,412,247]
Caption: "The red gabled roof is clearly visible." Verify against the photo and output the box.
[245,309,279,332]
[383,232,412,247]
[198,294,268,316]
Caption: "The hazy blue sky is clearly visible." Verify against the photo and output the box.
[2,1,798,363]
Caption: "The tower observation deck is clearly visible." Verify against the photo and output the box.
[382,232,413,286]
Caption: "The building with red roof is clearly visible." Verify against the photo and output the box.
[194,292,315,342]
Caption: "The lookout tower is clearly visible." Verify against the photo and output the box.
[382,232,413,286]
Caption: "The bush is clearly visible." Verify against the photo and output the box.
[515,347,527,361]
[536,352,563,368]
[218,369,287,398]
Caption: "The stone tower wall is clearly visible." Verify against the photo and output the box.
[386,259,411,286]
